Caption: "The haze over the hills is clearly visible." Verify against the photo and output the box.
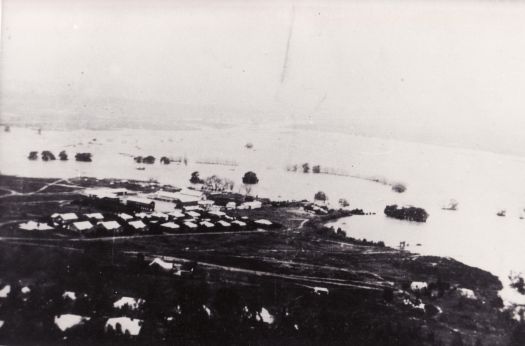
[2,0,525,155]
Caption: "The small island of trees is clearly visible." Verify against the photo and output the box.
[314,191,328,202]
[134,156,155,164]
[59,150,68,161]
[41,151,56,161]
[28,151,38,160]
[384,204,428,222]
[75,153,92,162]
[190,171,204,184]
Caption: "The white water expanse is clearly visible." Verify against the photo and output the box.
[2,125,525,305]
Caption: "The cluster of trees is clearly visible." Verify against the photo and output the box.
[28,151,70,161]
[41,151,56,161]
[59,151,68,160]
[75,153,93,162]
[134,156,155,164]
[314,191,327,202]
[286,163,323,174]
[204,175,235,192]
[189,171,260,195]
[384,205,429,222]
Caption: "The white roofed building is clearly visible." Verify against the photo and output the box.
[200,221,214,229]
[98,221,122,232]
[255,219,272,226]
[239,201,262,210]
[217,220,231,228]
[232,220,246,227]
[84,213,104,221]
[52,213,78,225]
[208,210,226,219]
[70,221,94,233]
[161,222,180,231]
[128,220,147,231]
[117,213,134,221]
[226,202,237,210]
[168,210,185,219]
[186,211,201,219]
[125,197,155,212]
[184,221,198,229]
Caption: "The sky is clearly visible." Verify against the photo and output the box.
[2,0,525,153]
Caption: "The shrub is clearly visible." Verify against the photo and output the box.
[392,183,406,193]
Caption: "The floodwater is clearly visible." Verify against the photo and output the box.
[2,125,525,305]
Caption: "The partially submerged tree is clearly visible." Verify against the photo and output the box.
[142,156,156,164]
[59,150,68,161]
[41,151,56,161]
[190,171,204,184]
[242,171,259,195]
[302,163,310,173]
[392,183,407,193]
[75,153,92,162]
[28,151,38,160]
[314,191,328,202]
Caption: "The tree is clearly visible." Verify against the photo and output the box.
[160,156,170,164]
[59,151,68,161]
[338,198,349,208]
[204,175,233,191]
[242,171,259,185]
[302,163,310,173]
[314,191,327,202]
[142,156,155,164]
[312,165,321,174]
[28,151,38,160]
[41,151,56,161]
[75,153,92,162]
[391,183,406,193]
[190,171,204,184]
[242,171,259,195]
